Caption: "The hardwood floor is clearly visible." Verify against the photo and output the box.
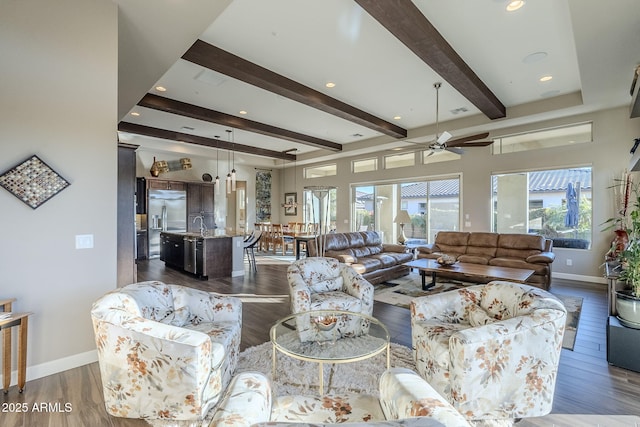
[2,256,640,426]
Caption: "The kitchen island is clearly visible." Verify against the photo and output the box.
[160,231,244,279]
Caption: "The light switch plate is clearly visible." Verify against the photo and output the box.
[75,234,94,249]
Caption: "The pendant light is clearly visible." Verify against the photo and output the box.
[226,146,232,195]
[214,137,220,195]
[227,129,237,191]
[281,148,298,209]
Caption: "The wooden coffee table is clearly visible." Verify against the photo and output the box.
[405,258,535,290]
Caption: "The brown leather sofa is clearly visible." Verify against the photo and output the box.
[307,231,413,285]
[416,231,555,290]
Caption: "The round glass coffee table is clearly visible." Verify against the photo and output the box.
[270,310,390,394]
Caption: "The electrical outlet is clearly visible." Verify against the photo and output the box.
[566,259,572,266]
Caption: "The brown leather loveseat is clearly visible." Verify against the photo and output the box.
[307,231,413,285]
[416,231,555,290]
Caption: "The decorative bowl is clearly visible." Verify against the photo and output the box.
[313,315,337,331]
[436,254,457,266]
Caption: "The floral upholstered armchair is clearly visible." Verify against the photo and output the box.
[209,368,471,426]
[90,281,242,421]
[411,281,566,425]
[287,257,374,342]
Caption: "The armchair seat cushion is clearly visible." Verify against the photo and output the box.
[412,322,469,372]
[310,292,363,312]
[187,320,241,368]
[271,394,385,424]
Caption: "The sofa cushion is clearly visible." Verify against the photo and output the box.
[462,232,499,263]
[370,253,398,268]
[495,233,545,259]
[489,257,547,275]
[353,245,374,258]
[383,251,414,264]
[358,257,383,273]
[361,231,383,246]
[324,233,352,251]
[434,232,469,258]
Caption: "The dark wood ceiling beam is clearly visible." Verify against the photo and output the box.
[118,122,296,161]
[182,39,408,139]
[139,93,342,152]
[355,0,506,120]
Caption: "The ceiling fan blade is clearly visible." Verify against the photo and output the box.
[446,132,490,145]
[447,140,494,148]
[446,147,464,155]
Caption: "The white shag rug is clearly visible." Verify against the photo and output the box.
[147,341,415,427]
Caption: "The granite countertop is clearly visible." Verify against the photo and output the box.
[161,231,243,239]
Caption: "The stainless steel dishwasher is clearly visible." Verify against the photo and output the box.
[184,236,205,276]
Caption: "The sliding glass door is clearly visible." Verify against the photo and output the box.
[352,177,460,244]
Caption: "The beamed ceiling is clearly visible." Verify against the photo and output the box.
[116,0,640,167]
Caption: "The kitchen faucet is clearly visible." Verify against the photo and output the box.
[193,215,207,237]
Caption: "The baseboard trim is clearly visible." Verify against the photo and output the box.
[0,350,97,388]
[554,272,606,284]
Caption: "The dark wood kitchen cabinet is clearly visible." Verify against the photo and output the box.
[148,179,186,191]
[159,232,184,268]
[187,183,216,232]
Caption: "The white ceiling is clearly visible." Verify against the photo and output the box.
[116,0,640,168]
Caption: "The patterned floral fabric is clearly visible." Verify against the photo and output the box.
[91,281,242,421]
[410,281,567,423]
[209,371,273,427]
[287,257,374,342]
[210,368,471,427]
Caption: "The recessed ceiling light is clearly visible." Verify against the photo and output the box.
[325,82,336,88]
[539,75,553,82]
[155,86,167,92]
[239,110,247,115]
[130,112,140,116]
[506,0,524,11]
[523,51,548,64]
[393,116,402,120]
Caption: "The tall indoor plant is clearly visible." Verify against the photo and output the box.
[610,172,640,326]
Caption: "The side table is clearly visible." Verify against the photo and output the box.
[1,304,32,393]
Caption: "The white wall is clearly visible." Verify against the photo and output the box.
[0,0,117,381]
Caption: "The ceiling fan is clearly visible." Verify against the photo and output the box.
[419,82,494,156]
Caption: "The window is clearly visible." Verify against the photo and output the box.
[491,167,592,249]
[352,158,377,173]
[384,152,414,169]
[492,123,592,155]
[304,163,336,178]
[352,177,460,244]
[303,187,337,233]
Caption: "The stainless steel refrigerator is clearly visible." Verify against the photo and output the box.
[148,189,187,258]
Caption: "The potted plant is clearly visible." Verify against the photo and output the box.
[611,173,640,327]
[602,172,633,260]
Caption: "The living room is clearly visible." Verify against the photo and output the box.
[2,0,640,425]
